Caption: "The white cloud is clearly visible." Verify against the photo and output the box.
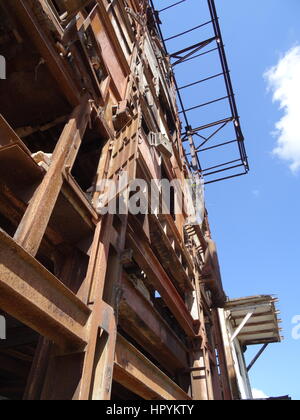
[252,388,269,399]
[264,45,300,173]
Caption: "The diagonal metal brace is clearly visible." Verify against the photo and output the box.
[231,309,257,342]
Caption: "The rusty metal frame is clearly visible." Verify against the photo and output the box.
[0,229,90,350]
[0,0,269,402]
[10,0,81,107]
[127,216,197,338]
[120,273,189,372]
[114,334,192,400]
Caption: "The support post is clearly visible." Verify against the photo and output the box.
[14,97,92,256]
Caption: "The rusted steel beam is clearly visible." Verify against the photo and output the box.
[127,218,197,337]
[80,116,140,400]
[88,213,129,401]
[78,215,125,400]
[0,115,31,154]
[119,274,189,372]
[0,229,90,350]
[77,221,112,400]
[23,338,52,400]
[9,0,81,107]
[202,237,226,308]
[62,172,99,230]
[89,301,117,401]
[189,272,214,400]
[114,335,191,401]
[76,220,115,399]
[78,113,140,402]
[59,0,93,23]
[14,97,92,257]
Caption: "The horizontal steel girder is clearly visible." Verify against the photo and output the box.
[0,229,91,350]
[127,222,197,337]
[114,335,191,401]
[120,274,189,372]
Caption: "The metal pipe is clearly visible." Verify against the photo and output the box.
[199,139,237,153]
[247,344,269,372]
[204,171,248,185]
[179,95,230,114]
[159,0,187,13]
[164,20,214,42]
[178,72,226,91]
[202,159,241,173]
[203,163,244,177]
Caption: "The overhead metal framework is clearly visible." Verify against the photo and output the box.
[150,0,249,184]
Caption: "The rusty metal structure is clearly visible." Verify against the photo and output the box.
[0,0,280,400]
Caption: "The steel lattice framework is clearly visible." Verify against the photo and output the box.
[150,0,249,184]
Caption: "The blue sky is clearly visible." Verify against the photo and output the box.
[154,0,300,400]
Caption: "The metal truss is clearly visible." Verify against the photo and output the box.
[150,0,249,184]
